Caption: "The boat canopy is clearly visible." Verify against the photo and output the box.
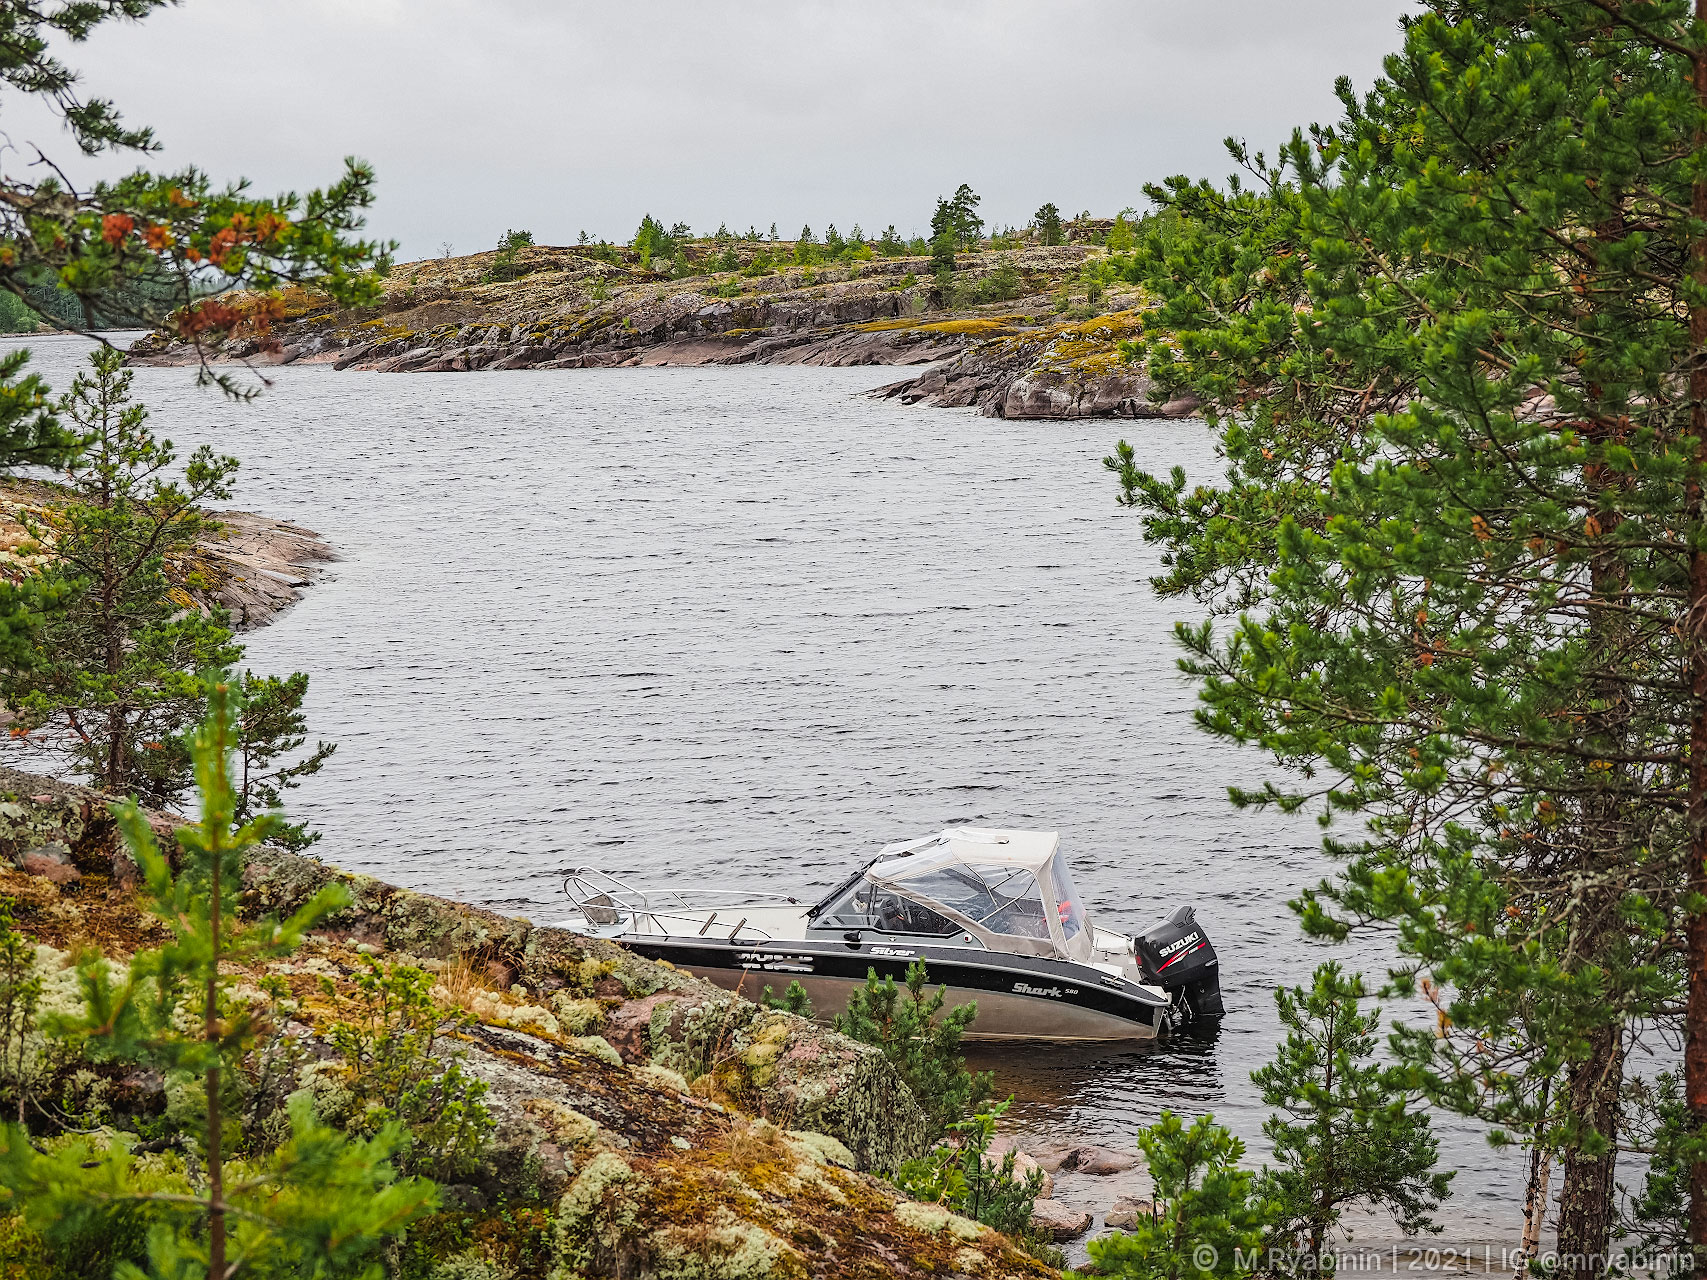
[817,827,1093,961]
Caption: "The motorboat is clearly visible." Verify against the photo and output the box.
[556,826,1222,1042]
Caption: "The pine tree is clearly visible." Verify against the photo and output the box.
[948,183,983,248]
[6,350,334,816]
[0,5,387,396]
[0,680,436,1277]
[833,961,991,1138]
[1103,3,1707,1270]
[1087,1111,1271,1280]
[7,347,241,804]
[1253,964,1450,1268]
[1034,202,1063,247]
[233,670,335,852]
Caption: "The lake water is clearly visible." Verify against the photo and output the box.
[4,334,1528,1246]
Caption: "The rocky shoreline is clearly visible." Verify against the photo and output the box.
[0,764,1163,1274]
[0,767,1062,1278]
[0,477,332,632]
[127,241,1201,422]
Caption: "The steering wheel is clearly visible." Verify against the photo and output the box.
[873,893,906,931]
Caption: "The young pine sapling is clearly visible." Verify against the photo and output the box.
[1252,962,1451,1269]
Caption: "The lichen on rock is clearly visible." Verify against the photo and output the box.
[0,771,1058,1279]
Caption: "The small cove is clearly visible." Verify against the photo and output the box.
[1,335,1527,1243]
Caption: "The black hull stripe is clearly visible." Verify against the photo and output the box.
[622,937,1163,1029]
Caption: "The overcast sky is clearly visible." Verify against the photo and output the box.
[8,1,1415,263]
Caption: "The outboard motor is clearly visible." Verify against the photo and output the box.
[1135,905,1225,1021]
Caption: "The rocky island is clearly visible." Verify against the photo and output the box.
[127,233,1199,424]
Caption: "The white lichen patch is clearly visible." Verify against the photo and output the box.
[522,1097,600,1149]
[783,1129,855,1169]
[504,1003,561,1037]
[657,1207,805,1280]
[423,1248,517,1280]
[892,1200,987,1242]
[953,1246,989,1273]
[548,993,604,1036]
[567,1035,623,1068]
[635,1062,689,1095]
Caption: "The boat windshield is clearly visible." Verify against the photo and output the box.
[815,877,960,937]
[900,863,1052,941]
[858,828,1096,960]
[1052,856,1087,942]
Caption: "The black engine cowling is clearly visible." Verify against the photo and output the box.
[1135,904,1224,1020]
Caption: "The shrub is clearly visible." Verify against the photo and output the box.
[632,214,676,264]
[0,686,436,1279]
[954,261,1024,307]
[1087,1111,1271,1280]
[893,1098,1041,1237]
[483,229,534,283]
[1253,964,1449,1265]
[833,961,990,1138]
[0,902,41,1126]
[0,291,35,334]
[759,981,813,1017]
[323,956,494,1179]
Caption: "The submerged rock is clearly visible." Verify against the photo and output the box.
[1104,1195,1154,1230]
[1030,1197,1094,1240]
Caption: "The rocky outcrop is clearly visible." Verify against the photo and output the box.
[126,244,1094,376]
[1028,1198,1095,1242]
[0,478,331,632]
[1104,1196,1154,1231]
[201,508,334,630]
[873,310,1201,422]
[124,238,1207,423]
[0,768,1060,1279]
[9,781,928,1173]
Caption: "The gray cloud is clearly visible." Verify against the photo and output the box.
[4,0,1414,261]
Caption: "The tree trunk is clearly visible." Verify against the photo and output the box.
[1513,1078,1551,1280]
[206,795,226,1280]
[1687,0,1707,1259]
[1556,1021,1624,1280]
